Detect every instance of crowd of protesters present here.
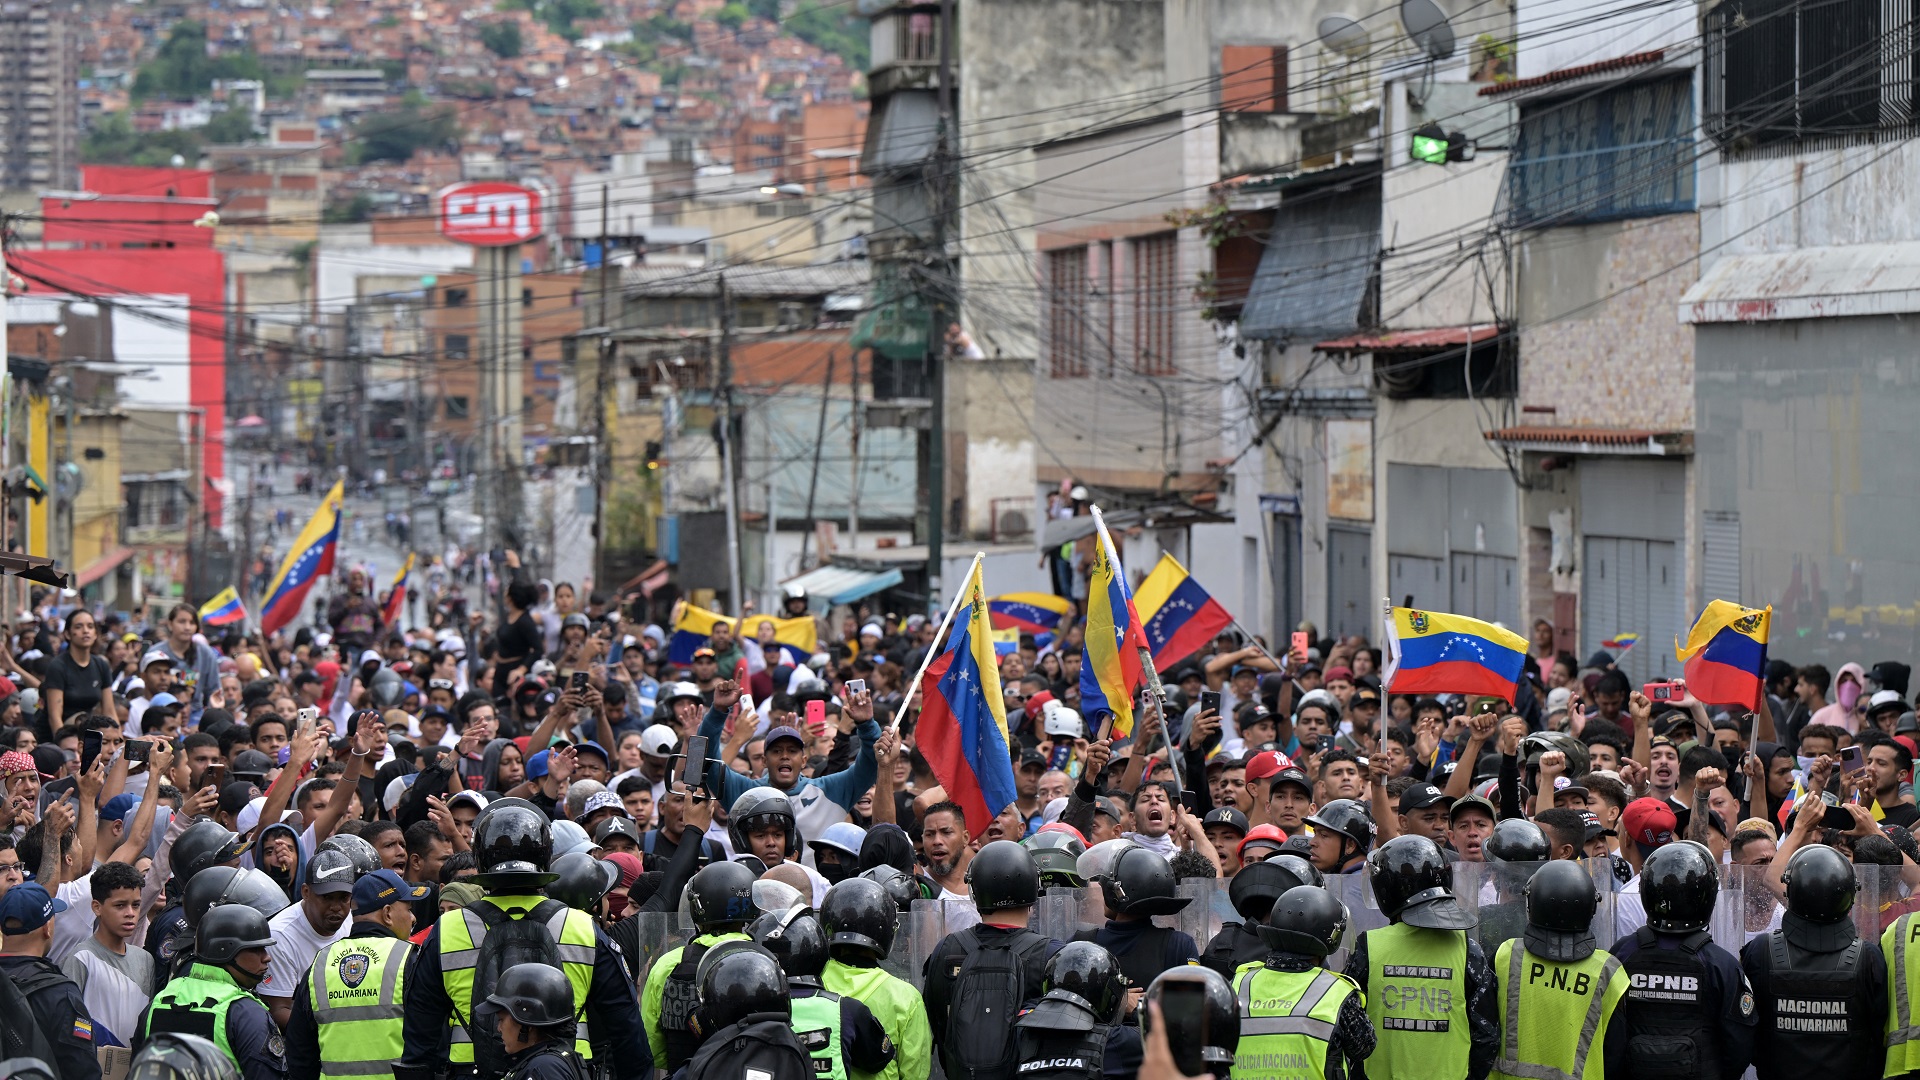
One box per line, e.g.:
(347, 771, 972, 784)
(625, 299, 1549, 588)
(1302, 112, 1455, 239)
(0, 550, 1914, 1080)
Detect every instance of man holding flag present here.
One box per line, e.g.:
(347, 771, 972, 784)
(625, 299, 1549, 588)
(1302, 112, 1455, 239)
(260, 479, 344, 641)
(916, 556, 1021, 847)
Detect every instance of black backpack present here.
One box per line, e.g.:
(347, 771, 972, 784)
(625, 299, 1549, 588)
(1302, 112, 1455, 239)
(943, 928, 1053, 1080)
(683, 1014, 813, 1080)
(0, 963, 61, 1068)
(458, 899, 579, 1076)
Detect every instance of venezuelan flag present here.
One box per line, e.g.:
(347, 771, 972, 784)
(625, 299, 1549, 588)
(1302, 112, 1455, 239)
(918, 559, 1018, 840)
(988, 592, 1073, 634)
(1385, 606, 1529, 700)
(260, 480, 343, 638)
(198, 587, 246, 628)
(1675, 600, 1770, 709)
(381, 553, 414, 628)
(1135, 553, 1235, 667)
(1079, 507, 1148, 738)
(1601, 631, 1641, 653)
(737, 612, 821, 668)
(991, 626, 1020, 657)
(672, 603, 819, 666)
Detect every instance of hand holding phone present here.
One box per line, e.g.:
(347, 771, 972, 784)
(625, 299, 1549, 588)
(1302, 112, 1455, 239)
(847, 679, 867, 696)
(681, 735, 709, 796)
(570, 671, 589, 692)
(805, 699, 828, 737)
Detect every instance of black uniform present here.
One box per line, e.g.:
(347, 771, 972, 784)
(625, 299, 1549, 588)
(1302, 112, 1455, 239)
(501, 1041, 593, 1080)
(1740, 921, 1888, 1080)
(1197, 920, 1268, 981)
(143, 904, 190, 984)
(0, 954, 103, 1080)
(922, 923, 1060, 1079)
(1611, 925, 1756, 1080)
(1071, 921, 1199, 1019)
(1013, 994, 1141, 1080)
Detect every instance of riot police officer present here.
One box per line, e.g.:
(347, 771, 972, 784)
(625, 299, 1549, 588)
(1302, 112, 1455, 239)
(137, 904, 287, 1080)
(1610, 842, 1755, 1080)
(1492, 860, 1629, 1080)
(749, 902, 896, 1080)
(1476, 818, 1550, 957)
(1074, 847, 1198, 1015)
(642, 859, 757, 1073)
(128, 1033, 241, 1080)
(481, 965, 591, 1080)
(924, 840, 1060, 1080)
(1140, 968, 1241, 1077)
(1014, 941, 1140, 1080)
(395, 799, 648, 1080)
(1344, 835, 1497, 1080)
(1303, 800, 1377, 875)
(1202, 856, 1320, 980)
(1741, 842, 1887, 1080)
(1233, 886, 1375, 1080)
(145, 820, 252, 978)
(820, 877, 931, 1080)
(684, 946, 813, 1080)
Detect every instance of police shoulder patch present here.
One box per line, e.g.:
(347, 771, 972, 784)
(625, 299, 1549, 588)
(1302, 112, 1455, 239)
(1740, 992, 1754, 1017)
(267, 1032, 287, 1060)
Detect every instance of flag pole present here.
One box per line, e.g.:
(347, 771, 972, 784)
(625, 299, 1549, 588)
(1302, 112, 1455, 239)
(894, 551, 982, 731)
(1091, 506, 1184, 792)
(1378, 597, 1396, 750)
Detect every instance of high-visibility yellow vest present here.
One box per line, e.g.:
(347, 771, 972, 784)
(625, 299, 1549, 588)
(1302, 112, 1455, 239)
(1230, 964, 1359, 1080)
(1492, 939, 1628, 1080)
(437, 896, 598, 1064)
(1362, 922, 1472, 1080)
(311, 933, 412, 1080)
(141, 963, 254, 1062)
(1882, 912, 1920, 1076)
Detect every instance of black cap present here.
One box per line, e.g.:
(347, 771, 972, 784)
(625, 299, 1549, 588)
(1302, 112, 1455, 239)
(1202, 807, 1249, 836)
(1270, 766, 1312, 794)
(1397, 783, 1454, 815)
(230, 749, 275, 780)
(218, 781, 260, 817)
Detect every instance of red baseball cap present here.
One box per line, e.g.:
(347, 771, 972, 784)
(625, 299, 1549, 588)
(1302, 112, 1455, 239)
(1245, 750, 1293, 781)
(1622, 797, 1677, 850)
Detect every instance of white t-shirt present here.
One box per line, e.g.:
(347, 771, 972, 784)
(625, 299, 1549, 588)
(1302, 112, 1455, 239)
(262, 903, 348, 1002)
(48, 871, 95, 965)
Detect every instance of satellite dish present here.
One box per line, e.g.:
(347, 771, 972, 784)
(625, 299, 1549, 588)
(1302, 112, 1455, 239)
(1399, 0, 1457, 61)
(1317, 14, 1372, 57)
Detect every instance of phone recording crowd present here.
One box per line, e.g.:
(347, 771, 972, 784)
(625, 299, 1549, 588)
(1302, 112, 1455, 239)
(1, 574, 1918, 1080)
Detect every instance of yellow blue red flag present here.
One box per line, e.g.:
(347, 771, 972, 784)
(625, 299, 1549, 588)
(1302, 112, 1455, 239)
(1080, 507, 1149, 738)
(260, 480, 342, 638)
(198, 587, 245, 627)
(1384, 606, 1529, 700)
(1134, 554, 1235, 667)
(381, 554, 414, 628)
(672, 602, 818, 666)
(1675, 601, 1770, 709)
(918, 558, 1018, 838)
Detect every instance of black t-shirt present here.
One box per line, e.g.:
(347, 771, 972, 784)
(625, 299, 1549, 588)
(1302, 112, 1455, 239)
(43, 649, 110, 718)
(1881, 802, 1920, 830)
(491, 612, 544, 695)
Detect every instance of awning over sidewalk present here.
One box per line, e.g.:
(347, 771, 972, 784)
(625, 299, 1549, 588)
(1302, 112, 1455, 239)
(1681, 242, 1920, 324)
(782, 564, 905, 606)
(74, 547, 133, 588)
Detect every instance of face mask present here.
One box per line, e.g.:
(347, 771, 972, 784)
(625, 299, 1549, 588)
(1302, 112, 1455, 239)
(1840, 680, 1862, 711)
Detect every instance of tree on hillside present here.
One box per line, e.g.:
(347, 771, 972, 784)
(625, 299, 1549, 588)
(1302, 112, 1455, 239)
(351, 104, 458, 163)
(131, 21, 269, 101)
(203, 106, 260, 144)
(479, 21, 523, 57)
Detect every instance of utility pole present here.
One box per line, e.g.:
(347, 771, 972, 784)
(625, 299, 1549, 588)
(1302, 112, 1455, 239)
(799, 349, 834, 569)
(717, 271, 743, 611)
(848, 347, 861, 554)
(923, 0, 957, 605)
(593, 184, 612, 587)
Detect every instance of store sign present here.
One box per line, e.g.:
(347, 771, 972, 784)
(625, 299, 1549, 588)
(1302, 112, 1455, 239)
(437, 182, 541, 246)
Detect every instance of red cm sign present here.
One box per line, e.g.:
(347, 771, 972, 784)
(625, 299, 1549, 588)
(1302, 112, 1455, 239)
(436, 182, 542, 246)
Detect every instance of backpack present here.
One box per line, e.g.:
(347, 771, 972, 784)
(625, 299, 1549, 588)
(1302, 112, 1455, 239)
(459, 899, 579, 1076)
(943, 929, 1052, 1080)
(0, 962, 63, 1068)
(683, 1014, 813, 1080)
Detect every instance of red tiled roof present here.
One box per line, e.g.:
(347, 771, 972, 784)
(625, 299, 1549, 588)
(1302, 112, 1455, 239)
(1478, 50, 1665, 96)
(1484, 426, 1664, 445)
(1315, 325, 1502, 351)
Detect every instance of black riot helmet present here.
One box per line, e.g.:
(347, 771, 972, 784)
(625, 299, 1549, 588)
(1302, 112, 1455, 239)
(748, 904, 830, 979)
(196, 903, 274, 967)
(1367, 835, 1476, 931)
(173, 820, 252, 884)
(183, 867, 291, 929)
(545, 851, 619, 912)
(1041, 941, 1126, 1022)
(859, 864, 920, 912)
(1100, 847, 1193, 918)
(821, 877, 899, 964)
(1023, 829, 1087, 889)
(1226, 860, 1297, 922)
(129, 1034, 241, 1080)
(1781, 843, 1857, 926)
(1142, 968, 1240, 1071)
(483, 963, 577, 1027)
(1303, 799, 1376, 862)
(1257, 885, 1349, 958)
(316, 833, 381, 878)
(687, 860, 760, 933)
(1486, 818, 1552, 864)
(728, 787, 800, 860)
(700, 945, 792, 1030)
(966, 840, 1040, 912)
(1641, 841, 1719, 933)
(470, 802, 557, 891)
(1523, 860, 1599, 962)
(1268, 853, 1324, 892)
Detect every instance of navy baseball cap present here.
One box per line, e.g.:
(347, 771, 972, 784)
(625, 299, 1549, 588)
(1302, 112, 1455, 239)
(765, 725, 807, 749)
(352, 869, 429, 916)
(0, 882, 66, 933)
(101, 794, 140, 824)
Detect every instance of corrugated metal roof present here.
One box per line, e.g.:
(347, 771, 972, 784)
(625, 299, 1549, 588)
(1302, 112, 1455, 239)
(1316, 324, 1501, 351)
(1679, 242, 1920, 324)
(782, 564, 904, 606)
(1240, 175, 1381, 343)
(1485, 426, 1691, 455)
(621, 262, 869, 298)
(1479, 50, 1666, 96)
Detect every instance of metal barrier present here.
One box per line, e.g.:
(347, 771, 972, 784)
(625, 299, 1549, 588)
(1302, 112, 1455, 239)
(613, 855, 1904, 992)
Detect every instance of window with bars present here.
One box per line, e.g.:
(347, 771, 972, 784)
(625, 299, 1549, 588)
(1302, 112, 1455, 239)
(1506, 76, 1694, 227)
(1046, 246, 1090, 378)
(1132, 232, 1179, 376)
(1705, 0, 1906, 150)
